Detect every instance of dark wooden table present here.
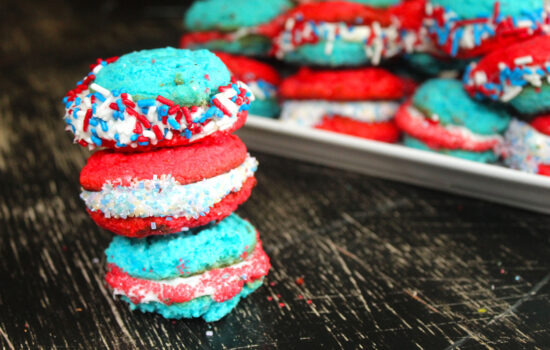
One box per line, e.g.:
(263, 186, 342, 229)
(2, 1, 550, 349)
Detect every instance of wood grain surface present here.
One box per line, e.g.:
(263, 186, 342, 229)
(1, 1, 550, 349)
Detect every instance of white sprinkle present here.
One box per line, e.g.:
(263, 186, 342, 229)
(498, 62, 507, 71)
(474, 71, 487, 85)
(89, 83, 111, 97)
(514, 56, 533, 66)
(142, 130, 156, 140)
(151, 222, 156, 230)
(206, 330, 213, 337)
(92, 258, 99, 264)
(501, 86, 523, 102)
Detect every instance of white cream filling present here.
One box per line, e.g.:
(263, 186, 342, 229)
(81, 156, 258, 219)
(280, 100, 400, 127)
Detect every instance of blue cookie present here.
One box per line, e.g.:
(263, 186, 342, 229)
(105, 214, 271, 322)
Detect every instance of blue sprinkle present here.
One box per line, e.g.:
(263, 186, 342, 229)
(138, 141, 149, 146)
(114, 133, 120, 141)
(536, 68, 546, 76)
(166, 217, 173, 221)
(116, 99, 125, 112)
(90, 134, 102, 146)
(101, 61, 107, 66)
(130, 134, 139, 142)
(65, 100, 73, 109)
(62, 96, 68, 104)
(232, 84, 240, 94)
(137, 99, 155, 108)
(112, 89, 120, 97)
(89, 117, 99, 127)
(205, 106, 217, 118)
(73, 107, 80, 119)
(100, 120, 108, 132)
(158, 105, 168, 117)
(74, 97, 81, 106)
(93, 92, 106, 102)
(167, 116, 180, 130)
(451, 27, 464, 57)
(183, 129, 192, 139)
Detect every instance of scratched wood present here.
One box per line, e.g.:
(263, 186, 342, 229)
(2, 1, 550, 349)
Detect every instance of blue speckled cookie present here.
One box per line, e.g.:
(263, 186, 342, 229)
(403, 135, 499, 163)
(105, 214, 257, 280)
(430, 0, 541, 19)
(95, 48, 230, 106)
(413, 79, 510, 135)
(105, 214, 271, 322)
(181, 0, 293, 56)
(396, 79, 511, 163)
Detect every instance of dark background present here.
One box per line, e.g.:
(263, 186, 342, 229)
(2, 1, 550, 349)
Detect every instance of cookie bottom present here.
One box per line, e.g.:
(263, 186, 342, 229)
(122, 279, 264, 322)
(404, 135, 498, 163)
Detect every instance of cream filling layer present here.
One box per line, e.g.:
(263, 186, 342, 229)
(81, 156, 258, 219)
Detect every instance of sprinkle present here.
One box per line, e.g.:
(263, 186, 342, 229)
(478, 308, 487, 313)
(167, 116, 181, 130)
(514, 55, 533, 66)
(205, 330, 213, 337)
(279, 303, 285, 308)
(307, 300, 313, 304)
(83, 109, 92, 132)
(295, 277, 304, 286)
(156, 95, 174, 107)
(151, 222, 157, 230)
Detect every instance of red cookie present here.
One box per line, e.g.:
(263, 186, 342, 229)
(214, 52, 281, 86)
(279, 67, 415, 143)
(80, 134, 258, 237)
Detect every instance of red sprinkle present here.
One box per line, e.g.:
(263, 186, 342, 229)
(205, 74, 210, 80)
(295, 277, 304, 286)
(298, 295, 303, 300)
(109, 102, 119, 111)
(212, 98, 231, 116)
(137, 136, 149, 143)
(190, 106, 198, 113)
(134, 122, 143, 134)
(168, 105, 180, 115)
(267, 296, 273, 301)
(78, 140, 88, 147)
(307, 300, 313, 304)
(182, 106, 192, 124)
(127, 108, 152, 129)
(279, 303, 285, 308)
(122, 98, 136, 108)
(156, 95, 174, 107)
(83, 109, 92, 132)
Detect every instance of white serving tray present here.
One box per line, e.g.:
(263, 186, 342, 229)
(237, 116, 550, 214)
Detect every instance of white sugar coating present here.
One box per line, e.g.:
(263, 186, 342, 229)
(280, 100, 400, 127)
(81, 156, 258, 219)
(503, 119, 550, 173)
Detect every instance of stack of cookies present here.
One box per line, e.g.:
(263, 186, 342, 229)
(63, 48, 270, 322)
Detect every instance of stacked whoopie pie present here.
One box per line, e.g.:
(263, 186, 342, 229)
(63, 48, 270, 322)
(464, 36, 550, 175)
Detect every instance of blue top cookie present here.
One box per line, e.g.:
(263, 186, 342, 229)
(430, 0, 542, 19)
(105, 214, 256, 280)
(184, 0, 293, 31)
(413, 79, 511, 135)
(94, 47, 230, 106)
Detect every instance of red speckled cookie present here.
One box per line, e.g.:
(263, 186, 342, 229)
(80, 134, 258, 237)
(214, 52, 281, 85)
(280, 67, 415, 101)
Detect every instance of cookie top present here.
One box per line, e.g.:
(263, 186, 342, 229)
(280, 67, 415, 101)
(94, 48, 229, 107)
(464, 36, 550, 106)
(287, 1, 392, 25)
(105, 214, 257, 280)
(413, 79, 511, 135)
(80, 134, 247, 191)
(184, 0, 292, 31)
(215, 52, 281, 85)
(63, 48, 254, 151)
(430, 0, 542, 19)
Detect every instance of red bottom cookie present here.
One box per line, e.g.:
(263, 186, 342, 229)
(88, 177, 257, 238)
(315, 115, 400, 143)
